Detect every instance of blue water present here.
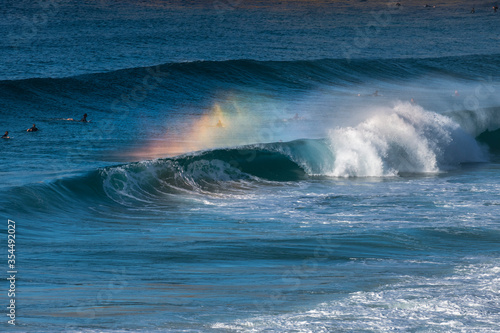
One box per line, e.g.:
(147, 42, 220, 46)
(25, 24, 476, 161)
(1, 1, 500, 332)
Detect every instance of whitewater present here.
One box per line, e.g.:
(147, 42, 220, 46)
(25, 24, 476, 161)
(1, 1, 500, 332)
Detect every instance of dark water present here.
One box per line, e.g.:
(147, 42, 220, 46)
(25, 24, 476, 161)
(1, 1, 500, 332)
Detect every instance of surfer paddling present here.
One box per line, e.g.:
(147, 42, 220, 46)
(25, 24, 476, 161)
(64, 113, 89, 122)
(27, 124, 38, 132)
(2, 131, 10, 139)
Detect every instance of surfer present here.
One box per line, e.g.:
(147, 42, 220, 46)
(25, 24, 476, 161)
(27, 124, 38, 132)
(63, 113, 88, 122)
(2, 131, 9, 139)
(216, 119, 224, 128)
(471, 7, 475, 13)
(372, 90, 379, 97)
(494, 5, 498, 12)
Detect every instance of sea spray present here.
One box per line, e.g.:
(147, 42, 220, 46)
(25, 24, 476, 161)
(326, 102, 486, 177)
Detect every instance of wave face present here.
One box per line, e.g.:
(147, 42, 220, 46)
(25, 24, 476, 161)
(99, 147, 308, 206)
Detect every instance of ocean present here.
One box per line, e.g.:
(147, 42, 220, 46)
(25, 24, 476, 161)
(1, 0, 500, 331)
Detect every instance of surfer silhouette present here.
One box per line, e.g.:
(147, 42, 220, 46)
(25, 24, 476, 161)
(27, 124, 38, 132)
(80, 113, 88, 122)
(2, 131, 9, 139)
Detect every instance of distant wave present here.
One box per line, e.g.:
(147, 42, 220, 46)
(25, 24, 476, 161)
(1, 54, 499, 114)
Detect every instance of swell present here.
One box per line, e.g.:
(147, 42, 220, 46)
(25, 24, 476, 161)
(1, 54, 499, 114)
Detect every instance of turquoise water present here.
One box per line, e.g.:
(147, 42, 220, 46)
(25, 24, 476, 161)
(1, 1, 500, 332)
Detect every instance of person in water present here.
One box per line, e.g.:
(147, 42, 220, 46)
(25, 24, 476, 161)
(27, 124, 38, 132)
(2, 131, 9, 139)
(216, 119, 223, 128)
(81, 113, 88, 122)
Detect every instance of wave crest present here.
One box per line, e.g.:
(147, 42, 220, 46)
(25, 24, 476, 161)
(326, 103, 486, 177)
